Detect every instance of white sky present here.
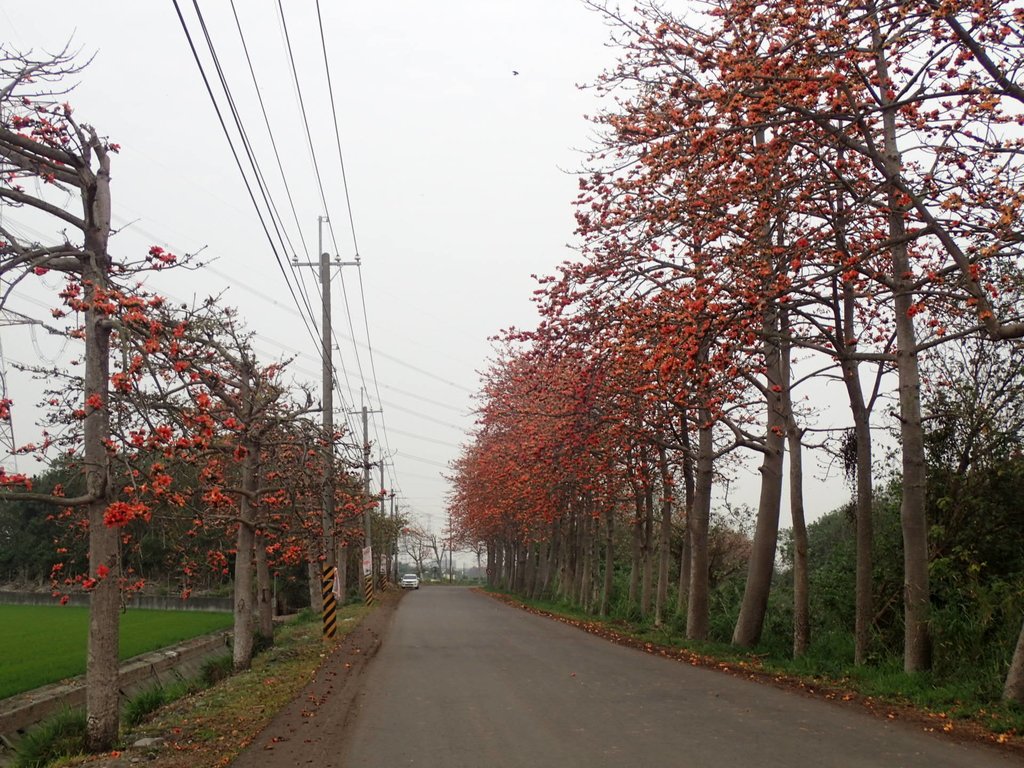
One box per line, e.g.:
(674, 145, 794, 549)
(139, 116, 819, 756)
(0, 1, 860, 544)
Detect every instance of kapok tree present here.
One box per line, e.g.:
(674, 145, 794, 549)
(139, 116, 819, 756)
(0, 46, 168, 750)
(577, 0, 1019, 670)
(680, 0, 1024, 671)
(122, 297, 316, 670)
(564, 12, 807, 645)
(258, 417, 337, 612)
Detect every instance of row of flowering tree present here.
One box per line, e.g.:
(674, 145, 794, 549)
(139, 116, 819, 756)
(0, 48, 377, 751)
(449, 0, 1024, 703)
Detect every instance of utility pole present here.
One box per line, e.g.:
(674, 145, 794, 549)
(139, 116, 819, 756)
(448, 508, 454, 583)
(378, 454, 387, 586)
(390, 491, 398, 583)
(291, 217, 358, 630)
(357, 401, 382, 604)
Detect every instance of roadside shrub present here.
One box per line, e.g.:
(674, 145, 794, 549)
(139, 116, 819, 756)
(707, 575, 745, 643)
(14, 708, 87, 768)
(930, 571, 1024, 696)
(293, 607, 318, 624)
(200, 654, 233, 686)
(122, 685, 167, 728)
(252, 631, 274, 656)
(755, 583, 796, 657)
(794, 629, 855, 677)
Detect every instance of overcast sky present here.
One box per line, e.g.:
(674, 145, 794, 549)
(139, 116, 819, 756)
(1, 1, 856, 543)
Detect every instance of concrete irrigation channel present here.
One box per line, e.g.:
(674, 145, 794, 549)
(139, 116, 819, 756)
(0, 629, 232, 765)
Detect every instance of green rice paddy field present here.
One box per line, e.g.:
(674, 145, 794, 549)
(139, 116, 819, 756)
(0, 605, 233, 700)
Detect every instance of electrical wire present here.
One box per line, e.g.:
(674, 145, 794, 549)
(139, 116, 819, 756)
(273, 0, 373, 453)
(171, 1, 373, 448)
(170, 0, 322, 357)
(74, 4, 474, 512)
(189, 0, 323, 334)
(310, 2, 409, 495)
(228, 0, 311, 262)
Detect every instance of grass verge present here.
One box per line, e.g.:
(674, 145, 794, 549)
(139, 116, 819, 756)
(19, 601, 371, 768)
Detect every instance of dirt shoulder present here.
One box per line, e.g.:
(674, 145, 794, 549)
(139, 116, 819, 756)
(66, 590, 403, 768)
(228, 590, 401, 767)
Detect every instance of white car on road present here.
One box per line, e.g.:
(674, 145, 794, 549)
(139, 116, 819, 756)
(400, 574, 420, 590)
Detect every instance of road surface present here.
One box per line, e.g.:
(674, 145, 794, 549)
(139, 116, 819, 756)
(341, 587, 1019, 767)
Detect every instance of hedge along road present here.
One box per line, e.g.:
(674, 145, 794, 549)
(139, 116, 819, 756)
(339, 588, 1020, 768)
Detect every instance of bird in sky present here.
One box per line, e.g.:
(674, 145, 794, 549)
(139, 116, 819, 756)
(513, 70, 519, 76)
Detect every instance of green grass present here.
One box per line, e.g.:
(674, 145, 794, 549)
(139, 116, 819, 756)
(12, 707, 87, 768)
(0, 605, 232, 700)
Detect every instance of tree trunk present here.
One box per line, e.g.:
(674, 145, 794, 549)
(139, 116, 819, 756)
(514, 542, 527, 593)
(687, 412, 714, 641)
(504, 541, 515, 590)
(81, 155, 117, 752)
(497, 542, 506, 588)
(840, 313, 875, 664)
(781, 309, 809, 658)
(84, 402, 117, 754)
(733, 304, 786, 648)
(255, 530, 274, 642)
(307, 558, 323, 612)
(870, 7, 931, 670)
(677, 412, 696, 617)
(831, 139, 877, 666)
(533, 539, 550, 600)
(337, 543, 349, 602)
(562, 508, 576, 601)
(545, 517, 561, 598)
(578, 514, 593, 610)
(573, 509, 588, 606)
(655, 445, 673, 627)
(894, 273, 931, 672)
(232, 438, 258, 671)
(1003, 616, 1024, 704)
(524, 541, 538, 598)
(491, 540, 502, 589)
(789, 427, 810, 657)
(601, 505, 615, 617)
(628, 486, 643, 611)
(554, 517, 568, 600)
(640, 482, 655, 619)
(677, 522, 691, 618)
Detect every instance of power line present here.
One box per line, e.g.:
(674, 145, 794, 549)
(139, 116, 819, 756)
(387, 426, 464, 450)
(187, 0, 323, 337)
(228, 0, 311, 263)
(170, 0, 321, 358)
(377, 381, 469, 414)
(274, 0, 371, 456)
(315, 0, 360, 259)
(381, 399, 468, 432)
(311, 3, 403, 496)
(395, 450, 451, 470)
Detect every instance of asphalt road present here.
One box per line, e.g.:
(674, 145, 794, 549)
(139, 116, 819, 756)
(341, 587, 1020, 767)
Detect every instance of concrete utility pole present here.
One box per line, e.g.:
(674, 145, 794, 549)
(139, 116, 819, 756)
(448, 508, 455, 583)
(357, 401, 382, 603)
(378, 455, 387, 585)
(291, 217, 359, 574)
(390, 491, 398, 583)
